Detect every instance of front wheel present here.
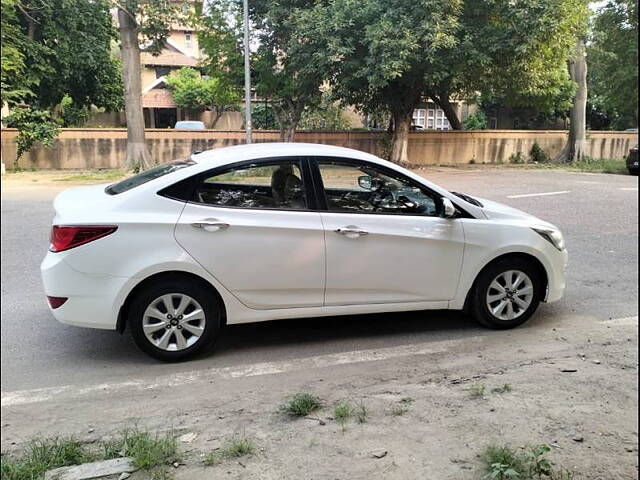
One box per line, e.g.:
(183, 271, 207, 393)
(129, 279, 222, 361)
(471, 258, 543, 329)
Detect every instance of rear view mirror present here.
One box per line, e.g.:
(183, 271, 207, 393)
(441, 198, 457, 218)
(358, 175, 372, 190)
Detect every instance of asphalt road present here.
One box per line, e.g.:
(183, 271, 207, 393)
(1, 169, 637, 393)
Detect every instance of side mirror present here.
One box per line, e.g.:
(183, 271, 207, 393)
(358, 175, 372, 190)
(441, 197, 457, 218)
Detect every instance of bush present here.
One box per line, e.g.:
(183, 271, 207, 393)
(463, 111, 488, 130)
(5, 107, 61, 166)
(530, 142, 550, 163)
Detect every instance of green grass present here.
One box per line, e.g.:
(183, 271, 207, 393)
(0, 437, 96, 480)
(491, 384, 513, 394)
(333, 402, 353, 430)
(279, 393, 322, 417)
(388, 405, 409, 416)
(53, 169, 127, 183)
(0, 430, 179, 480)
(105, 429, 178, 470)
(570, 157, 628, 174)
(467, 383, 487, 399)
(204, 436, 255, 466)
(482, 444, 575, 480)
(499, 156, 627, 174)
(354, 402, 368, 424)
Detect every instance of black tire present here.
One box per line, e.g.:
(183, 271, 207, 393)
(129, 279, 222, 361)
(470, 257, 543, 329)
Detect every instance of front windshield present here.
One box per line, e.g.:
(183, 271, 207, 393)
(105, 159, 195, 195)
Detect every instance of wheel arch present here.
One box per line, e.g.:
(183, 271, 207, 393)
(462, 252, 549, 313)
(116, 270, 227, 333)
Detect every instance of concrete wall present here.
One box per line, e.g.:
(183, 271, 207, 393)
(1, 128, 635, 170)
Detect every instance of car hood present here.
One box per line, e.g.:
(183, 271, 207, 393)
(474, 197, 559, 230)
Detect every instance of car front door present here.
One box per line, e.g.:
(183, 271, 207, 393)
(314, 158, 465, 306)
(174, 157, 325, 310)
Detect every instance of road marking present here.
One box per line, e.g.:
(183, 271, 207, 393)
(507, 191, 571, 199)
(602, 316, 638, 326)
(0, 336, 483, 407)
(620, 187, 638, 191)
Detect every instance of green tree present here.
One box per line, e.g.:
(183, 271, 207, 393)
(426, 0, 587, 130)
(296, 0, 587, 163)
(294, 0, 460, 163)
(196, 0, 245, 88)
(8, 0, 123, 112)
(299, 93, 351, 130)
(166, 67, 240, 128)
(1, 0, 123, 166)
(588, 0, 638, 130)
(1, 0, 33, 105)
(252, 0, 324, 142)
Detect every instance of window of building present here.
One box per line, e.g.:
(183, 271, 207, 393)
(155, 66, 171, 79)
(412, 109, 426, 128)
(185, 33, 193, 50)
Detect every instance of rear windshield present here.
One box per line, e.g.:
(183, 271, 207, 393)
(105, 160, 195, 195)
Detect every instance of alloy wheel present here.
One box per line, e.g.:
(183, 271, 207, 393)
(142, 293, 206, 351)
(485, 270, 534, 321)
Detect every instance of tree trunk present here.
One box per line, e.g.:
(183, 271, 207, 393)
(429, 89, 462, 130)
(437, 97, 462, 130)
(273, 101, 301, 142)
(211, 107, 224, 129)
(558, 39, 588, 163)
(118, 8, 152, 171)
(390, 110, 412, 165)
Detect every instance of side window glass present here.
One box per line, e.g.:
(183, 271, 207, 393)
(318, 160, 438, 216)
(192, 160, 307, 210)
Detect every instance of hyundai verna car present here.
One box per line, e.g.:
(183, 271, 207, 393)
(41, 143, 568, 361)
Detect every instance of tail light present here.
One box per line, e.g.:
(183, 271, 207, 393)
(50, 225, 117, 252)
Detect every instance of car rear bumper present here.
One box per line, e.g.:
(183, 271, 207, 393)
(40, 252, 127, 330)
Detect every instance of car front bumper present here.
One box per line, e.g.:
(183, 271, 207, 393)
(40, 251, 128, 330)
(544, 247, 569, 303)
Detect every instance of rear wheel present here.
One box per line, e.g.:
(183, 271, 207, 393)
(129, 280, 222, 361)
(471, 258, 542, 329)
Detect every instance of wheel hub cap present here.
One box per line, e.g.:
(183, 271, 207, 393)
(485, 270, 534, 321)
(142, 293, 206, 351)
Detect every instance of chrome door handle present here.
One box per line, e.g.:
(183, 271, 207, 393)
(191, 221, 229, 231)
(335, 227, 368, 236)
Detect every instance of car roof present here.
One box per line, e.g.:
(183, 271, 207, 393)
(191, 142, 382, 165)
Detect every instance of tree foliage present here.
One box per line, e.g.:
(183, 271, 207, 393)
(1, 0, 124, 164)
(251, 0, 325, 141)
(1, 0, 33, 105)
(294, 0, 588, 162)
(196, 0, 245, 88)
(5, 107, 60, 166)
(166, 67, 240, 127)
(3, 0, 123, 111)
(587, 0, 638, 129)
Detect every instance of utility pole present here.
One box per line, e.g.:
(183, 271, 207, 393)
(243, 0, 252, 144)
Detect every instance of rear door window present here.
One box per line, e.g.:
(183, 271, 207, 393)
(105, 160, 195, 195)
(192, 159, 308, 210)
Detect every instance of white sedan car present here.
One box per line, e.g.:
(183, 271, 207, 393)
(41, 143, 568, 361)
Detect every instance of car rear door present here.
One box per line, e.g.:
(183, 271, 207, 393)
(174, 157, 325, 310)
(313, 157, 465, 306)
